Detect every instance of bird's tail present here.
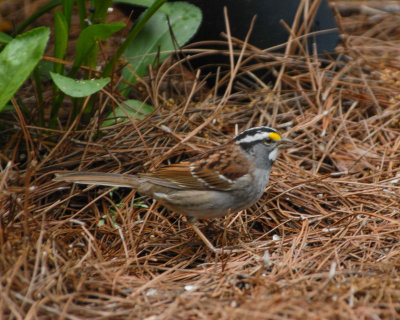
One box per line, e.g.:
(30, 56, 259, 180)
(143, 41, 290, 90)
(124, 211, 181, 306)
(54, 171, 140, 189)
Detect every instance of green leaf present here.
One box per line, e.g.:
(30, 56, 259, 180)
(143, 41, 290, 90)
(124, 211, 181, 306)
(62, 0, 75, 28)
(77, 0, 88, 30)
(97, 219, 105, 227)
(121, 1, 201, 89)
(73, 22, 125, 72)
(103, 0, 167, 76)
(0, 27, 50, 111)
(115, 0, 160, 8)
(0, 104, 14, 112)
(54, 11, 68, 74)
(0, 32, 13, 44)
(92, 0, 113, 23)
(50, 72, 110, 97)
(103, 99, 154, 126)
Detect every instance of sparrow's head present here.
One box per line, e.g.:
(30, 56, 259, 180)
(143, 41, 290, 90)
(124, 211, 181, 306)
(235, 126, 292, 167)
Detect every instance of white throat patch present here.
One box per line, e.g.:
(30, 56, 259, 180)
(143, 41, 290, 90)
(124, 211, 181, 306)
(268, 148, 279, 161)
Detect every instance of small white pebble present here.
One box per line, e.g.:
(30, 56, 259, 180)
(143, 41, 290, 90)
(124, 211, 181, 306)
(146, 288, 158, 296)
(160, 125, 172, 133)
(69, 219, 85, 226)
(328, 262, 337, 280)
(348, 286, 355, 307)
(263, 251, 272, 267)
(322, 227, 339, 233)
(272, 234, 281, 241)
(389, 173, 400, 184)
(383, 189, 396, 195)
(184, 285, 198, 292)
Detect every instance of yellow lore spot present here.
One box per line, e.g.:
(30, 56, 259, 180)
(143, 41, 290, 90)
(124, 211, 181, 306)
(268, 132, 282, 141)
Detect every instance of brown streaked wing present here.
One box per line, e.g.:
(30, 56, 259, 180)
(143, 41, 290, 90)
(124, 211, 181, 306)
(143, 143, 252, 191)
(145, 162, 208, 190)
(188, 143, 253, 190)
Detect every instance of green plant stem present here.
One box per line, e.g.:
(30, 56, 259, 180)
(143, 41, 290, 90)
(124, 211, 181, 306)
(32, 67, 45, 126)
(49, 92, 65, 128)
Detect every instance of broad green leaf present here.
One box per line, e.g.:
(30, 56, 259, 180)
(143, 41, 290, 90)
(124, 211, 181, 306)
(0, 32, 13, 44)
(121, 1, 201, 90)
(0, 27, 50, 111)
(103, 0, 167, 76)
(103, 99, 154, 126)
(50, 72, 110, 97)
(73, 22, 125, 72)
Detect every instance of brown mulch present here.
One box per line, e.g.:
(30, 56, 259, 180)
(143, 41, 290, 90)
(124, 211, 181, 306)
(1, 1, 400, 319)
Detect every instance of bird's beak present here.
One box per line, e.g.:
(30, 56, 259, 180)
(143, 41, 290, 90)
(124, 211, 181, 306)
(278, 137, 295, 148)
(281, 137, 294, 143)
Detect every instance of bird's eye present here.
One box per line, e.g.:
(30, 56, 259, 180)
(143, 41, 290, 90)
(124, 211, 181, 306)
(264, 137, 272, 144)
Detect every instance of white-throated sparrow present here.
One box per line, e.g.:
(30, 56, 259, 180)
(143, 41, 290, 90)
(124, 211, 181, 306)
(55, 126, 292, 252)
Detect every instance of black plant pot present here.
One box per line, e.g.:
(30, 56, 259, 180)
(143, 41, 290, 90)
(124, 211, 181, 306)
(186, 0, 338, 52)
(116, 0, 339, 86)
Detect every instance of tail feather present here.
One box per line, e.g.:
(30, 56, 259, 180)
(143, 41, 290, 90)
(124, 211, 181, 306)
(54, 172, 139, 189)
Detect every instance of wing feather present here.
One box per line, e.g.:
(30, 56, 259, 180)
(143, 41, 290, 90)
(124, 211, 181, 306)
(142, 143, 253, 191)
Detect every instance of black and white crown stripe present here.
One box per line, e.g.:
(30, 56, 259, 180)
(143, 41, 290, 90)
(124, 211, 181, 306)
(234, 126, 278, 144)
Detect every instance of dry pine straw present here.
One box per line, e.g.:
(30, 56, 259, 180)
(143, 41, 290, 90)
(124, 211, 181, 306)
(1, 2, 400, 319)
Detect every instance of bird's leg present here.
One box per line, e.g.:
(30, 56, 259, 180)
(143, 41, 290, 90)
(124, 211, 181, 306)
(186, 217, 239, 254)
